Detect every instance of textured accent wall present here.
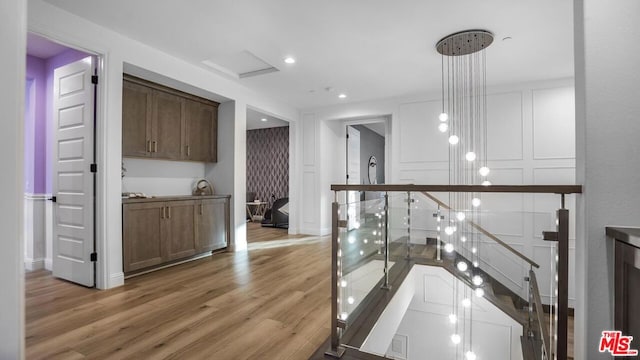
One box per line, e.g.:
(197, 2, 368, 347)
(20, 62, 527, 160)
(246, 126, 289, 207)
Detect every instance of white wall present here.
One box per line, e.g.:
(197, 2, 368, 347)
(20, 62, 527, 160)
(206, 101, 247, 251)
(302, 79, 576, 306)
(122, 158, 205, 196)
(0, 0, 26, 358)
(361, 266, 522, 360)
(28, 0, 299, 289)
(574, 1, 640, 358)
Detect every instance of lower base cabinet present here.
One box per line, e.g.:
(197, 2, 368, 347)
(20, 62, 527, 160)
(123, 202, 165, 272)
(123, 196, 229, 274)
(197, 198, 229, 252)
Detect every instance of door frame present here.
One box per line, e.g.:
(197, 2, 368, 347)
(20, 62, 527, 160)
(342, 116, 390, 186)
(28, 30, 110, 289)
(244, 105, 298, 235)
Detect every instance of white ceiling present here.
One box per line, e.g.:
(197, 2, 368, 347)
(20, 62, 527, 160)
(246, 108, 289, 130)
(42, 0, 574, 109)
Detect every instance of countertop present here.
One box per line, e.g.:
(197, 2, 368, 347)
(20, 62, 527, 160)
(606, 226, 640, 249)
(122, 194, 231, 204)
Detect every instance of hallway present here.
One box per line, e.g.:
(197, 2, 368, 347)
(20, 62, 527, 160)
(25, 235, 331, 359)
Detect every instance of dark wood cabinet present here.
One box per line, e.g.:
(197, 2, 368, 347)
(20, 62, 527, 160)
(165, 200, 198, 261)
(185, 99, 217, 162)
(122, 75, 218, 162)
(152, 90, 184, 160)
(122, 80, 153, 157)
(123, 196, 229, 275)
(196, 198, 229, 252)
(609, 227, 640, 344)
(123, 202, 165, 272)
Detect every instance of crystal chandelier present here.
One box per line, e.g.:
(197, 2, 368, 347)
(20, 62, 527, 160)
(436, 29, 494, 360)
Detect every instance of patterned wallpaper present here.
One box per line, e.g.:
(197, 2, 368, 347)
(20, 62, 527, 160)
(246, 126, 289, 207)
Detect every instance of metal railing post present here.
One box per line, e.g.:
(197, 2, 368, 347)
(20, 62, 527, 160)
(325, 200, 345, 358)
(526, 266, 534, 338)
(556, 208, 569, 360)
(436, 205, 442, 261)
(406, 191, 411, 260)
(381, 192, 391, 290)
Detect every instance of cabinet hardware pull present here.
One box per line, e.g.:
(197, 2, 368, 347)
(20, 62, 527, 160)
(153, 140, 158, 152)
(147, 140, 151, 153)
(187, 145, 191, 157)
(167, 206, 171, 218)
(161, 206, 165, 219)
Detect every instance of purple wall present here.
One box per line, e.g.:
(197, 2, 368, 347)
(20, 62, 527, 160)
(246, 126, 289, 208)
(25, 55, 47, 194)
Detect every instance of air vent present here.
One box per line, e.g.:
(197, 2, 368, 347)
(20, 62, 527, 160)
(202, 50, 279, 79)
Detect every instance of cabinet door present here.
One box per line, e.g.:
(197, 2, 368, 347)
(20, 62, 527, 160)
(185, 100, 217, 162)
(165, 200, 198, 260)
(197, 198, 228, 252)
(123, 202, 165, 272)
(152, 90, 184, 160)
(122, 80, 152, 157)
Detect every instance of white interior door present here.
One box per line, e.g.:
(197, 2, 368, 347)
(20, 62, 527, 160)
(52, 56, 96, 287)
(347, 126, 361, 230)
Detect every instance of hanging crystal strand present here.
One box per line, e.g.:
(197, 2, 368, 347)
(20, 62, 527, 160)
(436, 30, 492, 360)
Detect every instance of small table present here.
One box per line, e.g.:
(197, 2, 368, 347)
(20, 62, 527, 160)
(246, 201, 268, 222)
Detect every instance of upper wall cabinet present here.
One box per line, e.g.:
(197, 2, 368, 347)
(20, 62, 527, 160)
(122, 80, 153, 157)
(122, 75, 219, 162)
(184, 99, 217, 162)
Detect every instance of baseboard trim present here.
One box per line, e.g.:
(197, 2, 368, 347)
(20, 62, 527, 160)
(24, 258, 45, 271)
(108, 272, 125, 288)
(44, 258, 52, 271)
(299, 227, 320, 236)
(124, 252, 220, 280)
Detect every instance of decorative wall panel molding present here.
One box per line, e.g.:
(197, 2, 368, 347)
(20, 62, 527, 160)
(532, 87, 575, 160)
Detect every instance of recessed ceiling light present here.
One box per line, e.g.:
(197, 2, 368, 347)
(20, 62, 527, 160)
(261, 118, 267, 122)
(284, 56, 296, 64)
(338, 93, 347, 99)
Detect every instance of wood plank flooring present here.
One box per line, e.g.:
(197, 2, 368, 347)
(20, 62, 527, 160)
(246, 221, 309, 243)
(26, 229, 331, 360)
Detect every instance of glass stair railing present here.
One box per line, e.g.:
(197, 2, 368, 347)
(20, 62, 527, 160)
(326, 184, 580, 360)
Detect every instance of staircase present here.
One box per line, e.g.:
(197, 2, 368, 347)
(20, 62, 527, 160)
(335, 237, 550, 359)
(325, 184, 580, 360)
(388, 238, 529, 325)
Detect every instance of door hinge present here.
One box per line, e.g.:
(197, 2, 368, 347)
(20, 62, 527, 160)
(346, 174, 349, 179)
(90, 163, 97, 173)
(91, 75, 98, 85)
(49, 196, 57, 203)
(346, 134, 349, 139)
(90, 252, 97, 262)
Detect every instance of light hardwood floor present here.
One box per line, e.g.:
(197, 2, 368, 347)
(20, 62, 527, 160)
(246, 221, 309, 243)
(26, 229, 331, 359)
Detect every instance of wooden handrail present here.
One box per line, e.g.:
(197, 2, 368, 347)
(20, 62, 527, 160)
(330, 184, 582, 194)
(419, 191, 540, 268)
